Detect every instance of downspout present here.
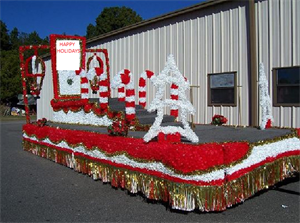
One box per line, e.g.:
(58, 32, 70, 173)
(249, 0, 258, 126)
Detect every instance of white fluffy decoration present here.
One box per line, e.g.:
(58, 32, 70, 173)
(226, 137, 300, 175)
(259, 63, 273, 130)
(111, 70, 123, 89)
(143, 54, 199, 143)
(53, 110, 112, 126)
(58, 70, 81, 95)
(31, 55, 37, 74)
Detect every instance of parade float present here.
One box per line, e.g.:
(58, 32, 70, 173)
(20, 35, 300, 212)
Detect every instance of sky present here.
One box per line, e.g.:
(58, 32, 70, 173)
(0, 0, 203, 39)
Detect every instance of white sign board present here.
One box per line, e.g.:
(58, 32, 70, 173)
(56, 40, 81, 70)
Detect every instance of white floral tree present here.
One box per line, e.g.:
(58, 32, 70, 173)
(259, 62, 273, 130)
(143, 54, 199, 143)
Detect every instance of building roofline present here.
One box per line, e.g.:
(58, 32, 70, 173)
(86, 0, 229, 44)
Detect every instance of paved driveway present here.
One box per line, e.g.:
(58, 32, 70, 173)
(1, 121, 299, 222)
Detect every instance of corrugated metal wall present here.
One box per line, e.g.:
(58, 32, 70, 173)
(37, 59, 53, 120)
(88, 0, 250, 125)
(38, 0, 299, 128)
(256, 0, 300, 128)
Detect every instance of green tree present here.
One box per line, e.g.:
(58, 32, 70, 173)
(10, 27, 20, 50)
(0, 20, 11, 51)
(86, 6, 143, 39)
(0, 21, 49, 104)
(86, 23, 97, 39)
(0, 50, 21, 102)
(25, 31, 43, 45)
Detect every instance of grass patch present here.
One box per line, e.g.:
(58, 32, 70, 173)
(0, 115, 37, 122)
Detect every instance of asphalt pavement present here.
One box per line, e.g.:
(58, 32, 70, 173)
(1, 120, 299, 222)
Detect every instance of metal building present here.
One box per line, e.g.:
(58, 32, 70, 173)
(38, 0, 300, 128)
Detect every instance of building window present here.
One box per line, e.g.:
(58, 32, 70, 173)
(208, 72, 236, 106)
(273, 66, 300, 106)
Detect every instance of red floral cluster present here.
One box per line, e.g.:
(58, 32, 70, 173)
(265, 119, 272, 129)
(36, 118, 47, 127)
(23, 124, 251, 174)
(158, 132, 181, 143)
(107, 119, 128, 136)
(30, 84, 40, 97)
(211, 115, 228, 125)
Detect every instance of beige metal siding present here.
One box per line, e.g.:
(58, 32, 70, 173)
(37, 59, 54, 121)
(256, 0, 300, 128)
(88, 1, 250, 125)
(38, 0, 299, 128)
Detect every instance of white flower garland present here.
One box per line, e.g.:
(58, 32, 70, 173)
(53, 110, 112, 126)
(226, 137, 300, 175)
(23, 133, 300, 183)
(31, 55, 37, 74)
(259, 63, 273, 130)
(144, 54, 199, 143)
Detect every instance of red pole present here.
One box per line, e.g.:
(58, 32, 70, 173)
(19, 46, 30, 123)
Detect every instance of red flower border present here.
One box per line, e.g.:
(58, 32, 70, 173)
(50, 34, 86, 100)
(19, 45, 50, 123)
(23, 123, 250, 174)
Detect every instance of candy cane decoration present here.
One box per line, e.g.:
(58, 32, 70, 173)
(139, 70, 185, 118)
(85, 55, 109, 110)
(170, 77, 187, 118)
(111, 69, 136, 120)
(138, 70, 154, 108)
(78, 68, 89, 99)
(97, 67, 109, 110)
(118, 85, 125, 102)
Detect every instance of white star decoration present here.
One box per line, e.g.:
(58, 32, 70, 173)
(143, 54, 199, 143)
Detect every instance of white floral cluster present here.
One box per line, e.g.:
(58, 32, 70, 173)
(259, 63, 273, 130)
(226, 137, 300, 175)
(58, 70, 81, 95)
(111, 70, 123, 89)
(53, 110, 112, 126)
(143, 54, 199, 143)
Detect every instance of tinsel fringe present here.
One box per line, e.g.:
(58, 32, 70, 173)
(23, 140, 299, 212)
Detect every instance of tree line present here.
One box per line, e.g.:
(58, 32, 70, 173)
(0, 6, 142, 104)
(0, 21, 49, 104)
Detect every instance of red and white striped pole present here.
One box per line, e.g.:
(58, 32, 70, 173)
(112, 69, 136, 120)
(96, 68, 109, 111)
(118, 86, 125, 102)
(76, 68, 89, 99)
(170, 77, 187, 118)
(138, 70, 154, 108)
(121, 69, 135, 120)
(170, 83, 179, 117)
